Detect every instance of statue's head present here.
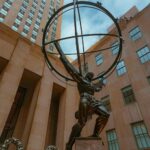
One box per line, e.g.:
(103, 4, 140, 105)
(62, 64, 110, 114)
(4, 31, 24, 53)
(85, 72, 94, 81)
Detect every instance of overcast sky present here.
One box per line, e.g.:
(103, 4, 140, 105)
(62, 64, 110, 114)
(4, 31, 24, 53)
(60, 0, 149, 59)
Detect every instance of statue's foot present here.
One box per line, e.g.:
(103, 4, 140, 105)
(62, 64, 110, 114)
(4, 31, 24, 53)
(66, 144, 72, 150)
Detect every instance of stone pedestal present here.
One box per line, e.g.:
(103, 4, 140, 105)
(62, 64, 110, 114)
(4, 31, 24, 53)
(75, 137, 104, 150)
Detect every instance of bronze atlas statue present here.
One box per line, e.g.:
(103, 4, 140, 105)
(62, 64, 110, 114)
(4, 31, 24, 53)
(42, 0, 122, 150)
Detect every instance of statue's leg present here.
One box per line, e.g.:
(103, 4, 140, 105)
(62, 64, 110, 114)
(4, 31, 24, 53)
(93, 115, 108, 137)
(92, 105, 110, 137)
(66, 96, 89, 150)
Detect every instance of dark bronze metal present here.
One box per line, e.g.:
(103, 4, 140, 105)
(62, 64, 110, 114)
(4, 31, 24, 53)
(42, 1, 122, 150)
(54, 42, 109, 150)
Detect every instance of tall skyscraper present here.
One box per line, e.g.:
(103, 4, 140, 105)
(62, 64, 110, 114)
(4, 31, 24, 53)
(0, 0, 63, 48)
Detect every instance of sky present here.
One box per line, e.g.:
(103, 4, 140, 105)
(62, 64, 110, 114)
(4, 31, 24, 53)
(59, 0, 150, 60)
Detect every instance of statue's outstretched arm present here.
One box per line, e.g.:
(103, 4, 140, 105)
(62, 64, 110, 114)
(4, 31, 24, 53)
(54, 42, 83, 83)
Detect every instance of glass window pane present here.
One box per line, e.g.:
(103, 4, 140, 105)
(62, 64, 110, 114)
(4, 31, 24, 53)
(129, 26, 142, 41)
(137, 46, 150, 64)
(132, 122, 150, 149)
(107, 130, 120, 150)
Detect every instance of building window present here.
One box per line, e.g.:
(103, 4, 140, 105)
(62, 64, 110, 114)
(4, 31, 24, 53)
(95, 53, 103, 65)
(101, 96, 111, 112)
(137, 46, 150, 64)
(98, 72, 107, 84)
(111, 41, 119, 55)
(107, 129, 120, 150)
(129, 26, 142, 41)
(147, 76, 150, 84)
(116, 60, 126, 76)
(12, 22, 19, 31)
(19, 9, 25, 15)
(121, 85, 136, 104)
(50, 0, 54, 6)
(51, 32, 56, 40)
(49, 45, 54, 51)
(132, 122, 150, 149)
(16, 15, 23, 21)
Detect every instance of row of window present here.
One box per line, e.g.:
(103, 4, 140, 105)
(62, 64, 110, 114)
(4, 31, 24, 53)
(12, 0, 29, 31)
(1, 0, 59, 44)
(107, 122, 150, 150)
(0, 0, 14, 22)
(30, 0, 46, 42)
(101, 79, 150, 112)
(110, 26, 142, 55)
(95, 26, 148, 66)
(21, 1, 38, 37)
(46, 1, 59, 52)
(95, 45, 150, 76)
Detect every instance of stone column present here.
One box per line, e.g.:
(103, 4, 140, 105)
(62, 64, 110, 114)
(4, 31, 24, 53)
(75, 137, 104, 150)
(0, 39, 30, 134)
(26, 66, 53, 150)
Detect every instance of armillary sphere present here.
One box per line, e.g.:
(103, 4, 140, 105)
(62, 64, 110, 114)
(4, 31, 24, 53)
(42, 0, 123, 82)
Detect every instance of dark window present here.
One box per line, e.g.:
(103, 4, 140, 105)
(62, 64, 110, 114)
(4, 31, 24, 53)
(37, 15, 42, 20)
(35, 21, 40, 26)
(42, 0, 46, 5)
(121, 85, 136, 104)
(132, 122, 150, 149)
(2, 5, 9, 12)
(111, 41, 119, 55)
(13, 22, 19, 28)
(129, 26, 142, 41)
(116, 60, 126, 76)
(19, 9, 25, 14)
(137, 46, 150, 64)
(33, 27, 38, 32)
(28, 15, 33, 20)
(101, 96, 111, 112)
(0, 14, 5, 20)
(30, 9, 35, 14)
(25, 21, 30, 27)
(16, 15, 23, 21)
(33, 0, 38, 3)
(95, 53, 103, 65)
(31, 34, 37, 39)
(107, 129, 120, 150)
(52, 26, 57, 31)
(6, 0, 12, 5)
(32, 4, 36, 9)
(40, 5, 45, 9)
(50, 0, 54, 6)
(39, 9, 43, 14)
(23, 28, 29, 34)
(22, 3, 27, 9)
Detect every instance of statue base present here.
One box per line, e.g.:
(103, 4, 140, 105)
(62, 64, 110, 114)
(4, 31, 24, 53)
(75, 137, 104, 150)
